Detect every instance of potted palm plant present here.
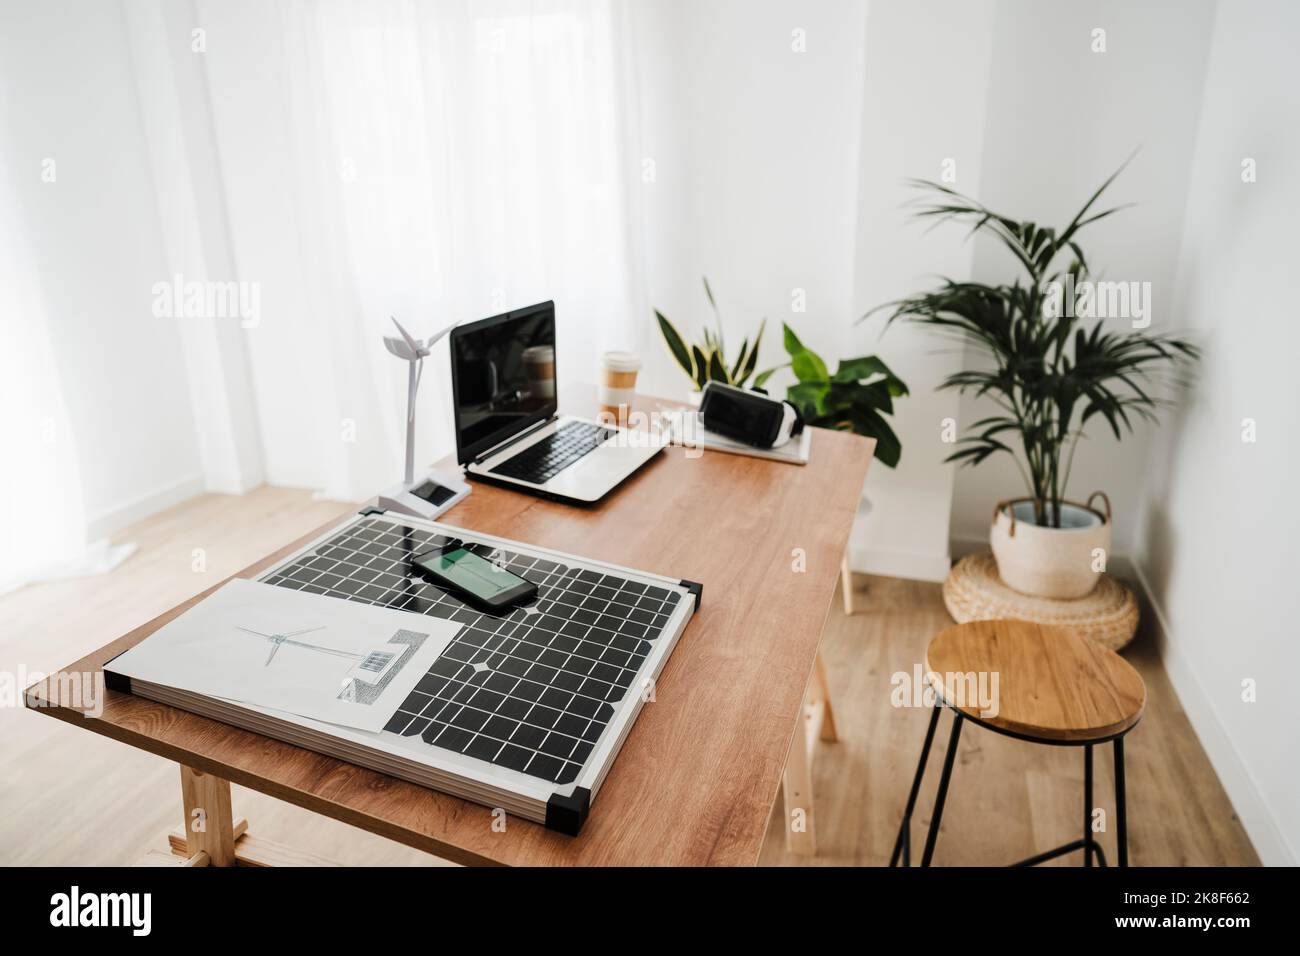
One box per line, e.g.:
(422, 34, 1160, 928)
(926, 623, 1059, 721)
(864, 164, 1198, 598)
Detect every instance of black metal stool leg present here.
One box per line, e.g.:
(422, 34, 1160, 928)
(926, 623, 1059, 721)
(1010, 742, 1109, 868)
(1084, 744, 1094, 867)
(889, 703, 942, 867)
(1114, 736, 1128, 867)
(920, 712, 963, 867)
(893, 708, 1131, 868)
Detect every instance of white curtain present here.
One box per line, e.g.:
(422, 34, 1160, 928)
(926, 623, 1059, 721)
(0, 139, 134, 595)
(199, 0, 644, 502)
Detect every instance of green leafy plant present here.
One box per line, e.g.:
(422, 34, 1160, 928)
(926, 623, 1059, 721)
(755, 324, 908, 468)
(655, 277, 765, 389)
(862, 162, 1199, 526)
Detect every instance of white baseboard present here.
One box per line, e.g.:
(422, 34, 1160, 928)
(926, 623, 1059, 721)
(847, 543, 951, 583)
(949, 534, 987, 561)
(1129, 560, 1294, 866)
(85, 474, 204, 541)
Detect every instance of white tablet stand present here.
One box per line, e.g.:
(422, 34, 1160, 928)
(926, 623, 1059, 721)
(372, 317, 471, 521)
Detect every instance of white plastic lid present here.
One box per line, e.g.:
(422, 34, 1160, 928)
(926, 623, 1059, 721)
(602, 350, 641, 372)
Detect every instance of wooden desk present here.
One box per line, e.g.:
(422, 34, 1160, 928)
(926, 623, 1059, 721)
(25, 394, 874, 866)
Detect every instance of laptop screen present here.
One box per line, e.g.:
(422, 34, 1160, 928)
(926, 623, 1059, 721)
(449, 301, 557, 464)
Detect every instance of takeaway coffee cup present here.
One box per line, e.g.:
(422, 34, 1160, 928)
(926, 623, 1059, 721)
(599, 351, 641, 423)
(522, 345, 555, 400)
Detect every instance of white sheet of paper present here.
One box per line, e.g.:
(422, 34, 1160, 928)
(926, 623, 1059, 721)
(107, 578, 459, 732)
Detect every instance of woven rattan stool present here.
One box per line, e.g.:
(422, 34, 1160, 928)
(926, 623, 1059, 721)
(891, 619, 1147, 867)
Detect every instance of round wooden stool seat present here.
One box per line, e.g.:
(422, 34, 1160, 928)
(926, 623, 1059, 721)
(925, 619, 1146, 743)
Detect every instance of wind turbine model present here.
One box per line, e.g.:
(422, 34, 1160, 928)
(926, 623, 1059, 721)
(371, 316, 471, 521)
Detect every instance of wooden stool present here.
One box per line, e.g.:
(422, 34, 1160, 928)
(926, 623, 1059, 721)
(891, 619, 1146, 867)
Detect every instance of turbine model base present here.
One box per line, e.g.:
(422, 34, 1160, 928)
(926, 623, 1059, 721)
(372, 469, 471, 523)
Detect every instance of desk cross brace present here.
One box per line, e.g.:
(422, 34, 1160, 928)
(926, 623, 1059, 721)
(134, 766, 342, 867)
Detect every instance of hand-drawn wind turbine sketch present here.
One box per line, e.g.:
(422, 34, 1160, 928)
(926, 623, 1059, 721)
(232, 624, 362, 667)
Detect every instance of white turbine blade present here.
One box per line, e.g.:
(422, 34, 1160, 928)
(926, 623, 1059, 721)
(390, 316, 422, 356)
(422, 318, 459, 349)
(383, 336, 413, 360)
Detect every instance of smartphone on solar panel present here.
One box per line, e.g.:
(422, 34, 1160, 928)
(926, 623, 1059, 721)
(413, 545, 538, 611)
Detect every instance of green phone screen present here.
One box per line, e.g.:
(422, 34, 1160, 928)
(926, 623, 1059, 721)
(416, 548, 523, 599)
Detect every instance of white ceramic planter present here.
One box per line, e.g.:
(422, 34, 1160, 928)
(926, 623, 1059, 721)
(990, 494, 1111, 599)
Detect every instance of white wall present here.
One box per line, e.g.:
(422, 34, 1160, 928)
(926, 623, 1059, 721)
(953, 0, 1216, 556)
(847, 0, 996, 582)
(1133, 0, 1300, 866)
(628, 0, 868, 400)
(0, 0, 203, 535)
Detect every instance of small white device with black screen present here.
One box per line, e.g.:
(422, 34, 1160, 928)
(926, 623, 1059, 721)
(374, 316, 472, 520)
(450, 301, 666, 505)
(375, 471, 471, 522)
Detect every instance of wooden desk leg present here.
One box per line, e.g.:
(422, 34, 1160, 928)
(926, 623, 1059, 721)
(179, 765, 237, 866)
(783, 721, 816, 856)
(840, 553, 857, 616)
(782, 650, 839, 856)
(154, 767, 342, 867)
(814, 652, 838, 743)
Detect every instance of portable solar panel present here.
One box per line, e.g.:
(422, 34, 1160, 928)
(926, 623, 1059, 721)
(212, 509, 700, 834)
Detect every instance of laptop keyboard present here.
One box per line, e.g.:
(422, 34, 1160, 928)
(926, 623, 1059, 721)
(491, 421, 614, 485)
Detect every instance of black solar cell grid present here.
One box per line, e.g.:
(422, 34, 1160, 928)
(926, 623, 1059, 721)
(261, 516, 682, 786)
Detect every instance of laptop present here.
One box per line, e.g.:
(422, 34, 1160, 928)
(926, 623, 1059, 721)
(450, 301, 665, 504)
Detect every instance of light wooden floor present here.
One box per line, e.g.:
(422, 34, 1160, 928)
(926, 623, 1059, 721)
(1, 487, 1259, 866)
(758, 576, 1261, 866)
